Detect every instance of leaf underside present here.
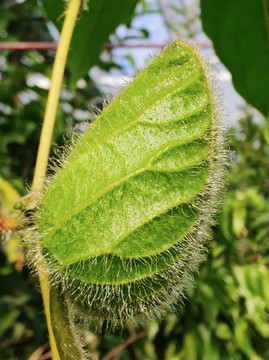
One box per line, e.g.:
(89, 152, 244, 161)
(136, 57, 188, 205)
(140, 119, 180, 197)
(36, 41, 222, 328)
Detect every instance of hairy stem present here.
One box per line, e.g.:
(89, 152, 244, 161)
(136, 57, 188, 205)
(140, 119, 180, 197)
(32, 0, 82, 358)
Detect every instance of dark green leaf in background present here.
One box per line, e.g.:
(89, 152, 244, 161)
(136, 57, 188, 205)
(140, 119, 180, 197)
(201, 0, 269, 117)
(42, 0, 138, 85)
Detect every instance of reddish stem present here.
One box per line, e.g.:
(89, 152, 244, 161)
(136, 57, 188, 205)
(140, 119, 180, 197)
(0, 42, 58, 50)
(0, 41, 212, 51)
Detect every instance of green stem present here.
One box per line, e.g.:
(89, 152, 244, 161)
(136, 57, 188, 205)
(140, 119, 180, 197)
(32, 0, 82, 358)
(32, 0, 81, 190)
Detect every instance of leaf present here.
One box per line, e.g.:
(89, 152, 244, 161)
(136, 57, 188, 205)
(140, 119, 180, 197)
(0, 176, 22, 264)
(0, 308, 20, 337)
(234, 319, 254, 357)
(0, 176, 20, 214)
(42, 0, 137, 85)
(201, 0, 269, 117)
(265, 117, 269, 144)
(183, 332, 197, 360)
(36, 41, 225, 329)
(215, 323, 232, 340)
(197, 324, 219, 360)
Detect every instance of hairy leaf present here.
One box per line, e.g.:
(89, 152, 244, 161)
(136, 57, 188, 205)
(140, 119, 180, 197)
(36, 41, 225, 329)
(42, 0, 137, 85)
(201, 0, 269, 117)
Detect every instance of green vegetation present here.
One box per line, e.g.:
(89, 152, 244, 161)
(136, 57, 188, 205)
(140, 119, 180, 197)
(36, 41, 224, 330)
(0, 0, 268, 359)
(201, 0, 269, 117)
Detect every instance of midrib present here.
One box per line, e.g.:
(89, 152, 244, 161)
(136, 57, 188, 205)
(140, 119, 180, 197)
(45, 68, 203, 196)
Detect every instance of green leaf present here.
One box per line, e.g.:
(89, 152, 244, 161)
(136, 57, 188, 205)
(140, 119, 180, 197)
(36, 41, 225, 329)
(215, 323, 232, 340)
(201, 0, 269, 117)
(42, 0, 137, 85)
(265, 117, 269, 144)
(234, 319, 253, 357)
(0, 176, 22, 264)
(0, 308, 20, 337)
(0, 176, 20, 214)
(183, 332, 197, 360)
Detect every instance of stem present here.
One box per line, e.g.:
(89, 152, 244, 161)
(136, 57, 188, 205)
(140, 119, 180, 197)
(0, 41, 213, 50)
(32, 0, 81, 190)
(32, 0, 82, 359)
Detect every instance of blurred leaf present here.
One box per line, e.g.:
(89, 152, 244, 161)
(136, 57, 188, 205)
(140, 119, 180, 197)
(198, 283, 219, 327)
(234, 319, 253, 357)
(251, 213, 269, 228)
(0, 9, 15, 31)
(201, 0, 269, 117)
(183, 332, 197, 360)
(163, 314, 178, 337)
(232, 203, 246, 237)
(198, 324, 219, 360)
(215, 323, 232, 340)
(265, 118, 269, 144)
(0, 177, 23, 264)
(140, 28, 150, 38)
(0, 308, 20, 337)
(42, 0, 138, 85)
(164, 340, 180, 360)
(0, 176, 20, 214)
(244, 265, 264, 297)
(4, 235, 23, 265)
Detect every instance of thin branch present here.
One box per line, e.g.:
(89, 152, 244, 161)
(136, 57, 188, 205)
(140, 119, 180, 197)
(108, 42, 213, 49)
(28, 342, 50, 360)
(39, 351, 52, 360)
(105, 43, 166, 49)
(102, 331, 147, 360)
(0, 41, 212, 51)
(0, 42, 58, 50)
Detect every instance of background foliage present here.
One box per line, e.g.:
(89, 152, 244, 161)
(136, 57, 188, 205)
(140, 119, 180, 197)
(0, 0, 268, 359)
(201, 0, 269, 118)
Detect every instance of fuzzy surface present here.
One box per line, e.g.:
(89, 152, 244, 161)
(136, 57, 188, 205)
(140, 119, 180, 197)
(35, 40, 226, 329)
